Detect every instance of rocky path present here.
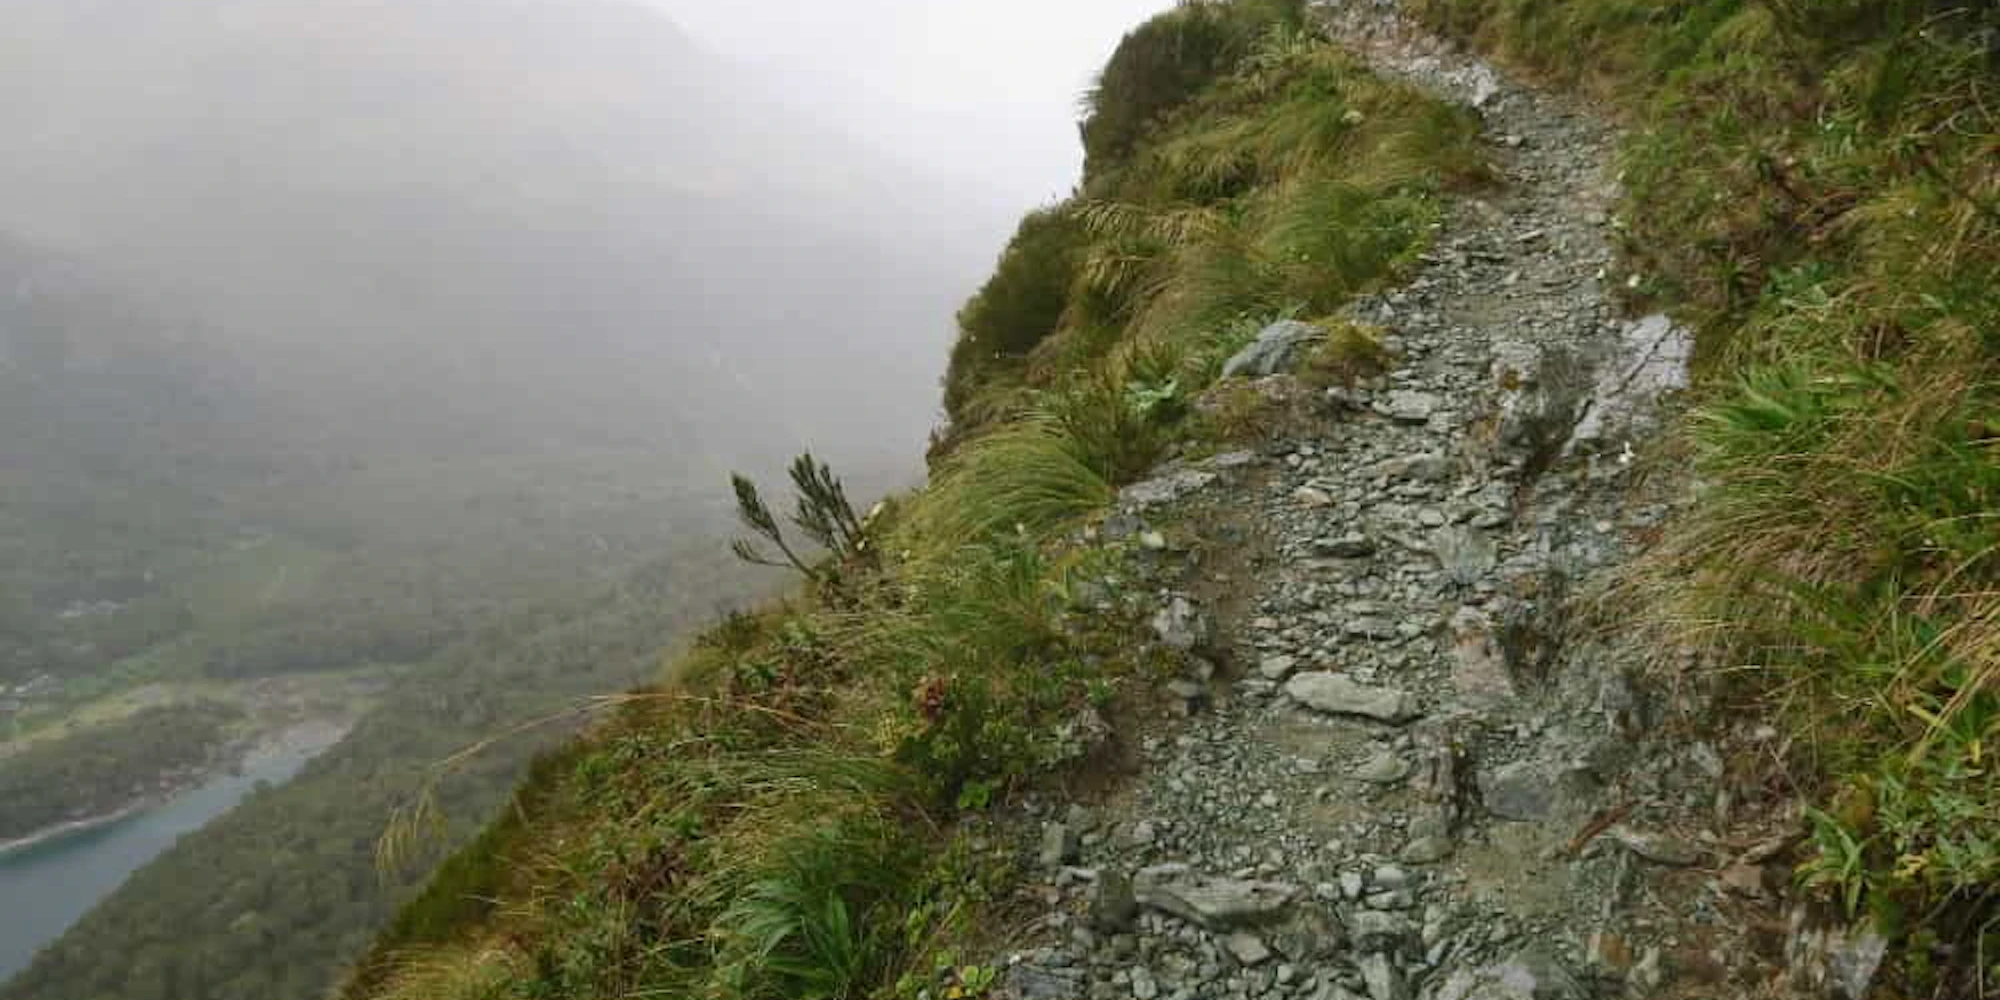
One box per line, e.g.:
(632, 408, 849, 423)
(994, 6, 1823, 1000)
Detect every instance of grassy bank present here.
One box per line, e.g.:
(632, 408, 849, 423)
(340, 5, 1484, 998)
(1408, 0, 1999, 978)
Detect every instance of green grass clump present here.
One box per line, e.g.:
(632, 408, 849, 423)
(1411, 0, 2000, 972)
(941, 17, 1482, 440)
(1081, 0, 1308, 176)
(347, 528, 1139, 1000)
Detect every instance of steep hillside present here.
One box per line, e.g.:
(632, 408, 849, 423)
(0, 1, 1013, 996)
(337, 1, 1998, 999)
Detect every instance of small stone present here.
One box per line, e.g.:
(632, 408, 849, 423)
(1006, 964, 1085, 1000)
(1587, 931, 1633, 977)
(1383, 390, 1442, 424)
(1042, 823, 1081, 868)
(1093, 870, 1140, 932)
(1121, 470, 1220, 509)
(1432, 947, 1588, 1000)
(1630, 946, 1666, 992)
(1140, 530, 1169, 551)
(1371, 865, 1409, 890)
(1720, 863, 1768, 898)
(1353, 751, 1413, 785)
(1340, 871, 1365, 899)
(1130, 965, 1160, 1000)
(1609, 825, 1704, 866)
(1166, 680, 1209, 716)
(1480, 758, 1570, 821)
(1225, 931, 1274, 967)
(1259, 655, 1300, 681)
(1285, 673, 1422, 724)
(1133, 866, 1300, 930)
(1317, 534, 1378, 559)
(1268, 904, 1344, 962)
(1398, 836, 1454, 865)
(1295, 486, 1336, 508)
(1359, 952, 1409, 1000)
(1343, 910, 1412, 950)
(1222, 319, 1322, 378)
(1151, 596, 1211, 652)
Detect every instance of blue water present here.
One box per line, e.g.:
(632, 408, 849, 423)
(0, 730, 340, 980)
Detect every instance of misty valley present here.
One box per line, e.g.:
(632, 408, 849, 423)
(0, 0, 1017, 996)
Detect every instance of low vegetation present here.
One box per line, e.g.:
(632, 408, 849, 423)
(1409, 0, 2000, 981)
(341, 6, 1482, 999)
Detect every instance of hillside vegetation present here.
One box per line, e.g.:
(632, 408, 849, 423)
(342, 0, 2000, 995)
(0, 702, 242, 841)
(1405, 0, 2000, 974)
(342, 5, 1484, 998)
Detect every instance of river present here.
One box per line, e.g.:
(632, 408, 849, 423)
(0, 724, 346, 980)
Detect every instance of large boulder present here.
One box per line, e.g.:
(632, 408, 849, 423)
(1285, 673, 1422, 724)
(1132, 864, 1301, 929)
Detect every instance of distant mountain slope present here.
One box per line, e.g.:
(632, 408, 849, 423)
(0, 0, 1006, 470)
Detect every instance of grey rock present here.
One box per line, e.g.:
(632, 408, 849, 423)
(1269, 904, 1345, 962)
(1285, 673, 1422, 724)
(1042, 823, 1081, 867)
(1317, 534, 1379, 559)
(1092, 870, 1140, 932)
(1359, 952, 1409, 1000)
(1133, 866, 1301, 930)
(1130, 966, 1160, 1000)
(1398, 835, 1455, 865)
(1353, 751, 1413, 785)
(1480, 758, 1574, 821)
(1789, 911, 1889, 1000)
(1431, 948, 1588, 1000)
(1259, 654, 1300, 681)
(1341, 871, 1366, 899)
(1828, 931, 1889, 1000)
(1207, 450, 1258, 470)
(1433, 528, 1499, 589)
(1343, 910, 1413, 951)
(1225, 931, 1274, 967)
(1570, 313, 1692, 451)
(1609, 825, 1704, 866)
(1448, 606, 1515, 705)
(1383, 390, 1442, 424)
(1222, 320, 1323, 378)
(1005, 963, 1085, 1000)
(1122, 470, 1220, 509)
(1166, 680, 1210, 716)
(1344, 617, 1398, 641)
(1152, 596, 1211, 652)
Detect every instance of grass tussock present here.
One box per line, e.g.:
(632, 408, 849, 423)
(1412, 0, 2000, 973)
(940, 13, 1483, 442)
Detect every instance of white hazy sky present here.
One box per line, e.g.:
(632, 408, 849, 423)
(649, 0, 1176, 211)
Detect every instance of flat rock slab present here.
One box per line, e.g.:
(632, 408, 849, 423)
(1120, 470, 1219, 509)
(1285, 673, 1422, 724)
(1222, 319, 1322, 378)
(1133, 865, 1300, 930)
